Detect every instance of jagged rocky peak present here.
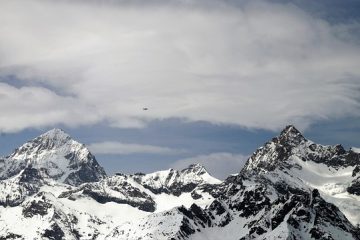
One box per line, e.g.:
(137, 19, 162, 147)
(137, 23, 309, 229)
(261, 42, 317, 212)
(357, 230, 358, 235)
(243, 124, 360, 174)
(181, 163, 208, 176)
(0, 128, 106, 186)
(276, 125, 306, 146)
(242, 125, 307, 173)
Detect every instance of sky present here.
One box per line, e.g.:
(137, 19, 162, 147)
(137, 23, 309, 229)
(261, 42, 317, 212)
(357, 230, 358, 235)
(0, 0, 359, 179)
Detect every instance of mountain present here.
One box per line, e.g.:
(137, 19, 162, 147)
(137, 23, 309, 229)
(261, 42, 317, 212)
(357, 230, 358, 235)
(205, 125, 360, 239)
(0, 128, 106, 186)
(0, 126, 359, 240)
(242, 125, 360, 225)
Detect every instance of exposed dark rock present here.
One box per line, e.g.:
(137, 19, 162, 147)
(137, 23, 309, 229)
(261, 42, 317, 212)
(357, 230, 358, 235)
(22, 199, 52, 218)
(179, 218, 196, 236)
(64, 153, 106, 186)
(0, 233, 23, 240)
(249, 226, 267, 236)
(348, 180, 360, 195)
(208, 200, 226, 216)
(191, 191, 202, 200)
(353, 166, 360, 177)
(190, 204, 212, 227)
(230, 186, 271, 218)
(271, 195, 300, 230)
(42, 223, 65, 240)
(19, 167, 44, 184)
(81, 188, 156, 212)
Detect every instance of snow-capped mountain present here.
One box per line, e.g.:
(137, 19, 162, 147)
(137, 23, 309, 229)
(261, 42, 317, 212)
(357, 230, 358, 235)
(0, 126, 359, 240)
(242, 125, 360, 225)
(0, 128, 106, 186)
(130, 163, 221, 196)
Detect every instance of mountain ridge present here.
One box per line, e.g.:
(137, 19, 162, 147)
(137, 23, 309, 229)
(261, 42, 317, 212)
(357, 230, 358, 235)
(0, 126, 359, 239)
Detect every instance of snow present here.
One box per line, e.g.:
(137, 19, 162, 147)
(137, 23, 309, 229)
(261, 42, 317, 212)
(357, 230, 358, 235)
(287, 156, 360, 225)
(0, 205, 52, 239)
(0, 185, 150, 239)
(0, 160, 220, 239)
(135, 165, 221, 192)
(291, 155, 354, 185)
(191, 216, 250, 240)
(106, 208, 186, 240)
(351, 147, 360, 153)
(59, 196, 149, 227)
(153, 192, 215, 213)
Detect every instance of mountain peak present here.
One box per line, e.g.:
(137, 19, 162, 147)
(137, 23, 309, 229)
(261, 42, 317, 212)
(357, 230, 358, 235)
(182, 163, 207, 175)
(38, 128, 71, 144)
(242, 125, 307, 173)
(279, 125, 302, 137)
(181, 163, 221, 185)
(42, 128, 67, 136)
(278, 125, 306, 145)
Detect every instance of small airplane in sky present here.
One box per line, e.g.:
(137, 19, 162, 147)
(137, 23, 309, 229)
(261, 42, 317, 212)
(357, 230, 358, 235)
(143, 107, 148, 111)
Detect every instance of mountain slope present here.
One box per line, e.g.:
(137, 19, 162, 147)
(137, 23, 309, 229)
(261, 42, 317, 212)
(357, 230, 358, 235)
(58, 163, 220, 213)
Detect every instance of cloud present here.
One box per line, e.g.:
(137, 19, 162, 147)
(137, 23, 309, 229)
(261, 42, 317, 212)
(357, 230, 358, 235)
(171, 152, 249, 179)
(88, 141, 183, 155)
(0, 0, 360, 132)
(0, 83, 101, 133)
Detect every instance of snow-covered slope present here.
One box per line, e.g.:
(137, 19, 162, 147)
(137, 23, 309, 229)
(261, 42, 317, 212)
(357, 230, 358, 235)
(0, 163, 220, 239)
(352, 147, 360, 154)
(58, 164, 219, 213)
(0, 126, 359, 240)
(0, 128, 106, 186)
(131, 163, 221, 196)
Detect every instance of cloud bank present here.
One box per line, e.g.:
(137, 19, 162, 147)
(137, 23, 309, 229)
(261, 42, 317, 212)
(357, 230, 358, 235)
(88, 141, 182, 155)
(0, 0, 360, 132)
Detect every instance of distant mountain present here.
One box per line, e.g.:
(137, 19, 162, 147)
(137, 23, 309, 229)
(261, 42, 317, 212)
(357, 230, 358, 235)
(0, 126, 359, 239)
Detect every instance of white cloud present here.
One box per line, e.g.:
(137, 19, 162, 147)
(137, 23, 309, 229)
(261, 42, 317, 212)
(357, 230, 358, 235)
(0, 0, 360, 132)
(171, 152, 249, 179)
(0, 83, 101, 133)
(88, 141, 182, 155)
